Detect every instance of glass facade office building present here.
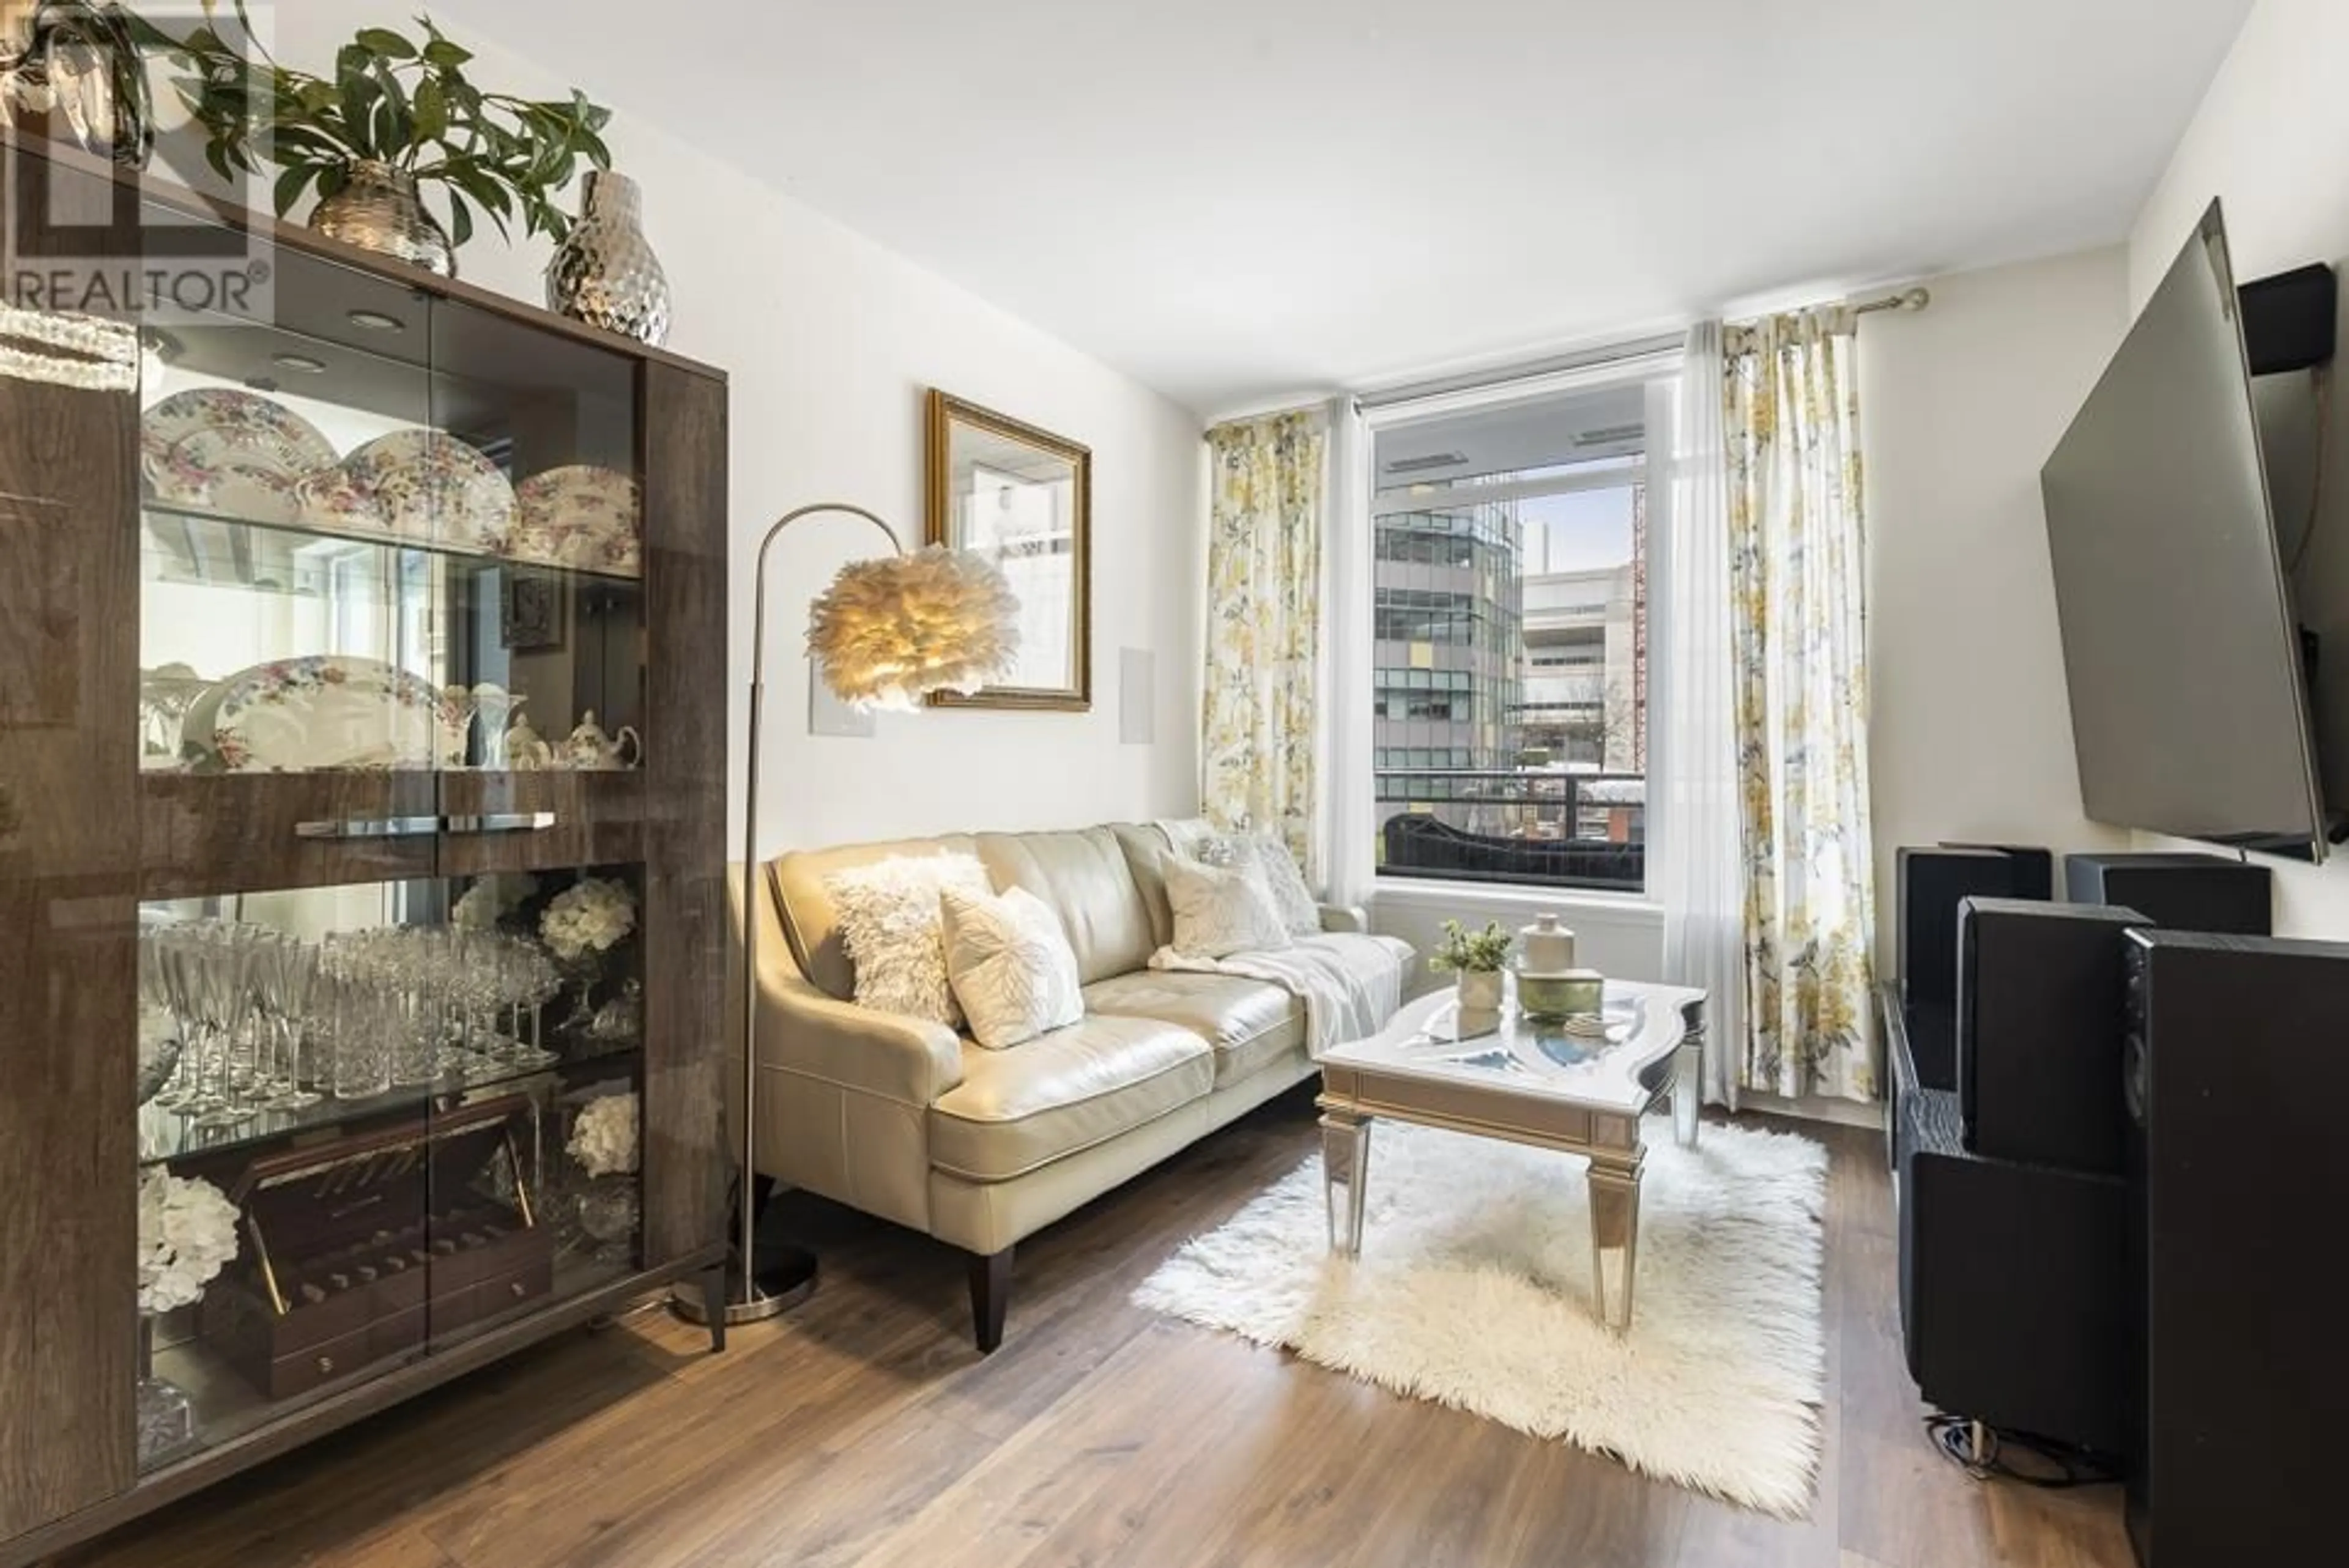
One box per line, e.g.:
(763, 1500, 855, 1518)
(1372, 500, 1522, 810)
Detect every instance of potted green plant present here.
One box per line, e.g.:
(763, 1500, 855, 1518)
(3, 2, 155, 166)
(132, 4, 612, 277)
(1428, 919, 1513, 1011)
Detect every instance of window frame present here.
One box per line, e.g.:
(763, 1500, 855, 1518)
(1359, 353, 1678, 898)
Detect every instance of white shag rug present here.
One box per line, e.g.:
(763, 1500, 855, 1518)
(1134, 1117, 1829, 1517)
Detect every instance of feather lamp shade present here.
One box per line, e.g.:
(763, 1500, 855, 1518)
(804, 544, 1021, 711)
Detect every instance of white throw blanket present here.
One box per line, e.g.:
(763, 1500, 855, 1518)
(1151, 933, 1414, 1057)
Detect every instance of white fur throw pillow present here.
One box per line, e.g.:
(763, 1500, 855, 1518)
(940, 884, 1084, 1049)
(1197, 830, 1321, 937)
(823, 852, 992, 1026)
(1163, 856, 1293, 960)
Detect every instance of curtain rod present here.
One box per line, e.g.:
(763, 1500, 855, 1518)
(1208, 287, 1935, 431)
(1852, 286, 1933, 317)
(1351, 288, 1930, 416)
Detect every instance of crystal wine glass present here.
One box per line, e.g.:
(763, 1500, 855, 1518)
(263, 936, 322, 1110)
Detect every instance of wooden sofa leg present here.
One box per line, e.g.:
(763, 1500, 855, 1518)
(968, 1246, 1014, 1354)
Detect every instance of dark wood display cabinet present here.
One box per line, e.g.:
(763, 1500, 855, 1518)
(1, 135, 730, 1566)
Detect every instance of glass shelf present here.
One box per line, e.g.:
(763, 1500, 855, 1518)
(141, 501, 645, 775)
(143, 499, 647, 588)
(138, 1040, 644, 1169)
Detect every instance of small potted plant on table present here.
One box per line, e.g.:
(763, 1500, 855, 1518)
(1430, 919, 1513, 1012)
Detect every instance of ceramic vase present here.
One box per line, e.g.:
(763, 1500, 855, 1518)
(310, 160, 456, 277)
(1456, 967, 1505, 1013)
(544, 170, 672, 346)
(2, 2, 154, 168)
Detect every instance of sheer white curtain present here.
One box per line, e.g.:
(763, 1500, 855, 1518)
(1648, 322, 1750, 1109)
(1317, 395, 1379, 909)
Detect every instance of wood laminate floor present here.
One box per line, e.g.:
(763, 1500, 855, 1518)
(68, 1090, 2132, 1568)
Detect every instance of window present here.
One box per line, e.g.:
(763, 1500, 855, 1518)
(1367, 382, 1653, 892)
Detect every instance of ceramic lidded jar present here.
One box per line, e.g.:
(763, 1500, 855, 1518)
(1517, 914, 1590, 1021)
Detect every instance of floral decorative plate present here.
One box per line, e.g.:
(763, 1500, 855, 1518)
(333, 430, 516, 551)
(512, 465, 642, 575)
(184, 655, 465, 772)
(139, 389, 338, 525)
(291, 464, 396, 540)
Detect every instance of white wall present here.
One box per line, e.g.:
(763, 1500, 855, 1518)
(2129, 0, 2349, 936)
(1858, 248, 2137, 969)
(247, 7, 1204, 856)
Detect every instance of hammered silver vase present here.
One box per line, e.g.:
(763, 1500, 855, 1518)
(546, 171, 672, 346)
(309, 160, 456, 277)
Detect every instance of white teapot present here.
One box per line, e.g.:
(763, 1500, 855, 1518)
(505, 714, 553, 771)
(556, 710, 642, 771)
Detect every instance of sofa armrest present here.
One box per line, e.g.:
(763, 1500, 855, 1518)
(754, 966, 967, 1108)
(1318, 903, 1371, 934)
(732, 862, 965, 1107)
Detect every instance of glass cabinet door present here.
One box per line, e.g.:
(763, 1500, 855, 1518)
(423, 298, 648, 1346)
(132, 865, 647, 1468)
(124, 213, 651, 1468)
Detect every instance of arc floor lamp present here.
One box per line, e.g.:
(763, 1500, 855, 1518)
(674, 503, 1018, 1326)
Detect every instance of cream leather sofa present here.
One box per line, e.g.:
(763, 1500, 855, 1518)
(735, 819, 1403, 1350)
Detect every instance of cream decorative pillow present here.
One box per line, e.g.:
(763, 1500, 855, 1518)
(1163, 856, 1293, 960)
(1197, 830, 1321, 937)
(940, 885, 1084, 1049)
(822, 853, 993, 1026)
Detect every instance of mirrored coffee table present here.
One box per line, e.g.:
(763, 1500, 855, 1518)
(1316, 975, 1706, 1332)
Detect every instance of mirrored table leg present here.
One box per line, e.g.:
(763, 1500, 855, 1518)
(1321, 1109, 1372, 1257)
(1674, 1029, 1703, 1150)
(1587, 1156, 1644, 1332)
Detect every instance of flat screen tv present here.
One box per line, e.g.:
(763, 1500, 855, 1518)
(2040, 200, 2328, 862)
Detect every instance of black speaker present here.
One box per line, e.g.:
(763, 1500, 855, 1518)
(1939, 843, 2056, 900)
(2122, 930, 2348, 1568)
(1957, 898, 2145, 1172)
(1897, 846, 2050, 1089)
(2238, 262, 2337, 376)
(2065, 852, 2272, 937)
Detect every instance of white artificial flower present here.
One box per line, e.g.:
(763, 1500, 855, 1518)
(136, 1169, 240, 1316)
(453, 871, 541, 931)
(568, 1093, 640, 1178)
(541, 876, 637, 962)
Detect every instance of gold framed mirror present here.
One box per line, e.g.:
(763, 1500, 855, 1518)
(924, 390, 1091, 711)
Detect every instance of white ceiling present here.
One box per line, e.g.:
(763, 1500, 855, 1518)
(444, 0, 2251, 418)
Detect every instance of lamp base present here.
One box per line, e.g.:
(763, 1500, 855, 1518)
(670, 1245, 817, 1326)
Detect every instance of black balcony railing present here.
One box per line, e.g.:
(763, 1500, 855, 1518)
(1377, 769, 1646, 892)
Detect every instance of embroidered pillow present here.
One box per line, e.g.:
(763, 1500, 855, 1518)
(1197, 830, 1321, 937)
(822, 852, 993, 1027)
(940, 884, 1084, 1049)
(1163, 856, 1293, 960)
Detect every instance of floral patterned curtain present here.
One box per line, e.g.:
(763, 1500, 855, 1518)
(1723, 310, 1879, 1101)
(1202, 409, 1326, 864)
